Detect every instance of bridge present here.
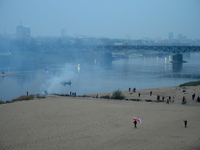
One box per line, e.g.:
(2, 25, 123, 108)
(93, 45, 200, 54)
(91, 45, 200, 62)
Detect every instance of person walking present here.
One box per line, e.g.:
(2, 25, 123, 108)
(162, 96, 164, 102)
(150, 91, 152, 96)
(197, 96, 200, 102)
(27, 91, 28, 96)
(138, 93, 140, 97)
(133, 120, 137, 128)
(184, 120, 187, 128)
(169, 96, 171, 102)
(166, 98, 169, 104)
(192, 93, 195, 100)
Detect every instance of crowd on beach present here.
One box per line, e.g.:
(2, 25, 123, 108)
(128, 87, 200, 104)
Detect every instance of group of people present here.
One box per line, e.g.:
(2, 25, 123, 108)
(155, 94, 174, 104)
(129, 87, 136, 93)
(129, 88, 200, 103)
(70, 92, 76, 97)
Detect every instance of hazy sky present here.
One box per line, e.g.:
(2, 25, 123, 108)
(0, 0, 200, 39)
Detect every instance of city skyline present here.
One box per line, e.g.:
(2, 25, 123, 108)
(1, 23, 195, 41)
(0, 0, 200, 39)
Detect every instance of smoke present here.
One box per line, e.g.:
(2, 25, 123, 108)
(40, 63, 76, 94)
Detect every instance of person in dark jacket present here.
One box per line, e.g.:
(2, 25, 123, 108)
(133, 120, 137, 128)
(184, 120, 187, 128)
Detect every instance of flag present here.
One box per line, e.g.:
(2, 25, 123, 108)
(133, 117, 142, 123)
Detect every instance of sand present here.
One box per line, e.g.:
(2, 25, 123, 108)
(0, 74, 13, 77)
(88, 85, 200, 105)
(0, 86, 200, 150)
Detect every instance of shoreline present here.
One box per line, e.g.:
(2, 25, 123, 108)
(1, 85, 200, 105)
(0, 73, 13, 77)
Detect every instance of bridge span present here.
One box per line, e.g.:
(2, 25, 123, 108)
(91, 45, 200, 63)
(93, 45, 200, 54)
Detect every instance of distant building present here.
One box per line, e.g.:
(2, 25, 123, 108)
(169, 32, 173, 40)
(177, 33, 187, 40)
(61, 29, 66, 37)
(16, 24, 30, 40)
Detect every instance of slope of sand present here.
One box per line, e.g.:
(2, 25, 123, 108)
(0, 86, 200, 150)
(88, 86, 200, 105)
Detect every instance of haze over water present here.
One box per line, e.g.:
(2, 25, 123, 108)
(0, 51, 200, 101)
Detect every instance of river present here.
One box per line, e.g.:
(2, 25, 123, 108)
(0, 50, 200, 101)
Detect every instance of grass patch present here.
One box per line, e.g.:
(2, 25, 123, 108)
(99, 95, 110, 99)
(53, 94, 70, 96)
(179, 80, 200, 87)
(130, 99, 140, 101)
(12, 95, 34, 102)
(145, 100, 152, 102)
(81, 94, 90, 97)
(111, 89, 125, 100)
(0, 100, 5, 104)
(36, 94, 46, 99)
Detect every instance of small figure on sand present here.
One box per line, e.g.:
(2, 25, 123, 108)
(162, 96, 164, 102)
(27, 91, 28, 96)
(133, 120, 137, 128)
(166, 98, 169, 104)
(192, 93, 195, 100)
(172, 97, 174, 102)
(197, 96, 200, 102)
(182, 96, 187, 104)
(169, 96, 171, 102)
(133, 88, 136, 92)
(157, 95, 160, 101)
(150, 91, 152, 96)
(138, 93, 140, 97)
(183, 120, 187, 128)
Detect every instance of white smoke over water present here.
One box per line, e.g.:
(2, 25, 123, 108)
(40, 63, 76, 94)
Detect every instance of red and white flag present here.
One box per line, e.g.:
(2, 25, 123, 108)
(133, 117, 142, 123)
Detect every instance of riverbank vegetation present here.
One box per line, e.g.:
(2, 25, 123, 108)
(0, 94, 46, 105)
(111, 89, 125, 100)
(179, 80, 200, 87)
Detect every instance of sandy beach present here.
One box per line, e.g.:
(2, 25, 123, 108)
(0, 86, 200, 150)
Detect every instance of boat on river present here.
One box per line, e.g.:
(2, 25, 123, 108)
(60, 81, 71, 86)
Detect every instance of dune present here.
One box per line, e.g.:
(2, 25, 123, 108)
(0, 86, 200, 150)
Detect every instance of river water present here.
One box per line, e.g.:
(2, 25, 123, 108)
(0, 51, 200, 101)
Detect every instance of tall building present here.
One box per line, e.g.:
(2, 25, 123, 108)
(16, 23, 30, 40)
(169, 32, 173, 40)
(61, 29, 66, 37)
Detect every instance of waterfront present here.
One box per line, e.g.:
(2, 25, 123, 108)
(0, 51, 200, 101)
